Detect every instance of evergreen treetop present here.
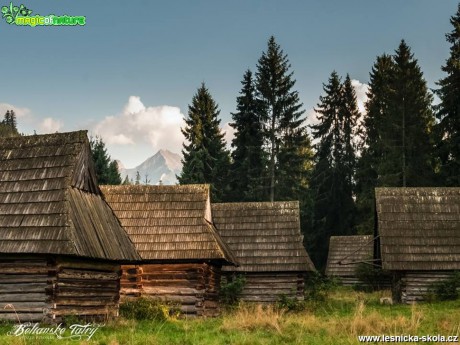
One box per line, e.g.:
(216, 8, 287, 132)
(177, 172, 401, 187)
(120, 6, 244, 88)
(89, 136, 122, 185)
(229, 69, 266, 201)
(255, 36, 306, 201)
(436, 3, 460, 186)
(178, 83, 231, 201)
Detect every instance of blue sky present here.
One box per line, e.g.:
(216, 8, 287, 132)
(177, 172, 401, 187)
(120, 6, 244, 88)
(1, 0, 458, 167)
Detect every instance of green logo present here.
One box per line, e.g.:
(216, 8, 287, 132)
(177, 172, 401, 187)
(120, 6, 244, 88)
(1, 2, 32, 24)
(1, 2, 86, 27)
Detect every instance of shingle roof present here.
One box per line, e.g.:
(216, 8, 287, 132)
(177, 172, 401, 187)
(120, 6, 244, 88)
(375, 187, 460, 271)
(211, 201, 315, 272)
(325, 235, 373, 277)
(0, 131, 140, 261)
(100, 184, 236, 264)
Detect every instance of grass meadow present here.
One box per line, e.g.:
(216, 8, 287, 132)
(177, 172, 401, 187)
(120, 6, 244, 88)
(1, 288, 460, 345)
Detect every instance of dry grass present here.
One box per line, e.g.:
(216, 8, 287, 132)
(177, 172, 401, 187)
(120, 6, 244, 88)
(220, 290, 428, 340)
(221, 303, 286, 333)
(2, 288, 460, 344)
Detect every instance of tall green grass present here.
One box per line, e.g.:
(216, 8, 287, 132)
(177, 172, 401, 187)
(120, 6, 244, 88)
(1, 288, 459, 345)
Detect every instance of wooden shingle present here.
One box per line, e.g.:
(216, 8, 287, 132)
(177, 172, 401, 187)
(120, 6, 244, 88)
(212, 201, 315, 272)
(375, 187, 460, 271)
(326, 235, 373, 278)
(101, 184, 236, 264)
(0, 131, 140, 261)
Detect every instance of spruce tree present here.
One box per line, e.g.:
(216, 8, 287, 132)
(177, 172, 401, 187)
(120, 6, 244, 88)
(0, 110, 19, 137)
(378, 40, 435, 187)
(255, 36, 307, 201)
(178, 83, 231, 201)
(229, 69, 266, 201)
(341, 75, 361, 193)
(89, 137, 122, 185)
(309, 71, 359, 269)
(355, 54, 395, 234)
(356, 42, 435, 233)
(436, 4, 460, 186)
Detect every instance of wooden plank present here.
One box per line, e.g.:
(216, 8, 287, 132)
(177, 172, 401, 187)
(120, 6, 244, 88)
(0, 283, 47, 293)
(0, 293, 47, 302)
(56, 260, 119, 272)
(0, 313, 45, 322)
(0, 267, 51, 274)
(0, 275, 49, 283)
(143, 287, 201, 295)
(58, 270, 118, 280)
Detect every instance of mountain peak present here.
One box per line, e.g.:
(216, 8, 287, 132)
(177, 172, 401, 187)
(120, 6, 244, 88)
(117, 149, 182, 185)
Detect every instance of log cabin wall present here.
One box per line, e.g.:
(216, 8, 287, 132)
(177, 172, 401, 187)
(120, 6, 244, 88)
(120, 263, 221, 317)
(212, 202, 316, 303)
(0, 256, 121, 323)
(0, 256, 52, 322)
(0, 132, 140, 323)
(50, 257, 121, 321)
(375, 188, 460, 303)
(101, 185, 237, 317)
(223, 272, 306, 303)
(396, 271, 454, 303)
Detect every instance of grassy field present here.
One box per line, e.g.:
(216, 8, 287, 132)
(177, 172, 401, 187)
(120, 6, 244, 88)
(1, 288, 460, 345)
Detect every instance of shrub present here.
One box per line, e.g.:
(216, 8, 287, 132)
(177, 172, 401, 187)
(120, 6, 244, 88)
(304, 271, 336, 301)
(432, 272, 460, 301)
(276, 294, 306, 312)
(355, 263, 392, 292)
(119, 296, 172, 321)
(220, 274, 246, 306)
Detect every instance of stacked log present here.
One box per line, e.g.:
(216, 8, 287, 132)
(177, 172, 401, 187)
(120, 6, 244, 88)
(0, 257, 52, 322)
(0, 256, 121, 323)
(120, 263, 221, 317)
(225, 272, 306, 303)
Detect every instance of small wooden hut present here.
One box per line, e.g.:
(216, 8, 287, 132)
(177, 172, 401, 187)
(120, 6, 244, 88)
(325, 235, 373, 286)
(375, 187, 460, 303)
(212, 201, 316, 303)
(100, 184, 237, 317)
(0, 131, 140, 322)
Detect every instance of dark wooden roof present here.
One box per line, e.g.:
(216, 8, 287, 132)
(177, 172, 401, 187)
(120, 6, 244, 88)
(325, 235, 373, 277)
(211, 201, 316, 272)
(376, 187, 460, 271)
(0, 131, 140, 262)
(100, 184, 236, 264)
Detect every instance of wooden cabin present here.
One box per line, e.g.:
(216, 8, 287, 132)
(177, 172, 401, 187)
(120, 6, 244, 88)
(375, 187, 460, 303)
(325, 235, 373, 286)
(212, 201, 316, 303)
(0, 131, 140, 323)
(100, 185, 237, 317)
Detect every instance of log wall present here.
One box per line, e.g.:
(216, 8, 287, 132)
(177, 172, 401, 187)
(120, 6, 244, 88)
(121, 263, 221, 317)
(393, 270, 454, 303)
(224, 272, 306, 303)
(0, 257, 52, 322)
(0, 256, 121, 323)
(51, 257, 121, 321)
(334, 275, 392, 289)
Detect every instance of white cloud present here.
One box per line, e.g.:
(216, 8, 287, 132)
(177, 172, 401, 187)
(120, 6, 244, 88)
(305, 108, 319, 129)
(351, 79, 369, 114)
(0, 102, 65, 134)
(39, 117, 63, 133)
(0, 103, 31, 119)
(92, 96, 186, 167)
(222, 122, 235, 149)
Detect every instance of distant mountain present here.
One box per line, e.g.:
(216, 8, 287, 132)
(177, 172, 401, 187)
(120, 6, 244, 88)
(118, 149, 182, 185)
